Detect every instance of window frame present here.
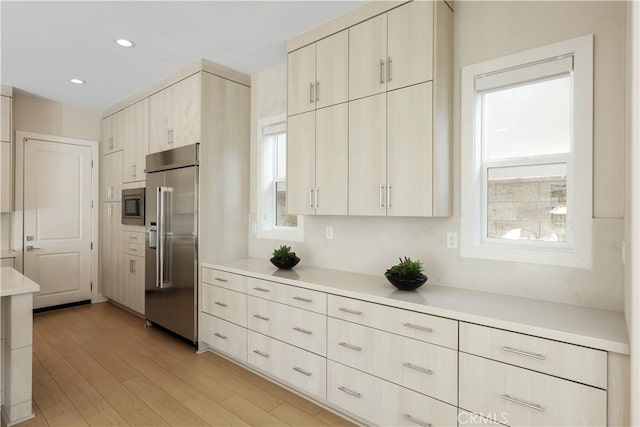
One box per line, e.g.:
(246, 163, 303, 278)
(460, 34, 593, 268)
(256, 114, 303, 242)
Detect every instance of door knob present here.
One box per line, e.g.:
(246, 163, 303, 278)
(25, 246, 41, 251)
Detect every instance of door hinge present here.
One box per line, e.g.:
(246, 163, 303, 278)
(91, 282, 93, 291)
(91, 242, 93, 250)
(91, 200, 94, 208)
(91, 160, 94, 168)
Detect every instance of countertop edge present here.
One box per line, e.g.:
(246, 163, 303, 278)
(0, 267, 41, 296)
(202, 260, 630, 355)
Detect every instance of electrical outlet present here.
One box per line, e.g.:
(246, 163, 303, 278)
(326, 226, 334, 240)
(447, 232, 457, 249)
(251, 222, 257, 234)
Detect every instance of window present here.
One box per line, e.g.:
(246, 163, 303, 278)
(461, 35, 593, 268)
(257, 115, 303, 241)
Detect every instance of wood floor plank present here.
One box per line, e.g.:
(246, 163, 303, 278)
(219, 395, 290, 427)
(31, 357, 86, 421)
(18, 401, 50, 427)
(181, 393, 250, 426)
(314, 409, 358, 427)
(271, 403, 331, 426)
(123, 376, 209, 426)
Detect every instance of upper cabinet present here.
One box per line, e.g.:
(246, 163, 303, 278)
(149, 73, 202, 154)
(122, 99, 149, 183)
(102, 109, 124, 155)
(349, 1, 434, 99)
(288, 30, 348, 116)
(1, 93, 12, 212)
(287, 0, 453, 218)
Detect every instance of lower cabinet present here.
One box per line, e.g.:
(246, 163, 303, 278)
(327, 360, 458, 427)
(119, 254, 144, 315)
(248, 330, 326, 399)
(199, 267, 612, 427)
(101, 203, 121, 301)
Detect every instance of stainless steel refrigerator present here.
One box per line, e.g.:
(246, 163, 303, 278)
(145, 144, 198, 344)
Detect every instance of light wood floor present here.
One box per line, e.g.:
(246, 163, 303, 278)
(20, 302, 355, 427)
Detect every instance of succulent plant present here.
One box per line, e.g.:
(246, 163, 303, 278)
(386, 257, 424, 278)
(272, 245, 296, 261)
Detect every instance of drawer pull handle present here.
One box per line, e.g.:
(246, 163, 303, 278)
(338, 307, 362, 316)
(253, 314, 270, 321)
(129, 236, 138, 241)
(403, 414, 432, 427)
(402, 362, 433, 375)
(254, 287, 270, 293)
(214, 301, 228, 308)
(213, 333, 227, 340)
(338, 386, 361, 398)
(293, 296, 313, 303)
(339, 342, 362, 352)
(214, 277, 228, 283)
(253, 349, 270, 358)
(293, 327, 313, 335)
(501, 346, 546, 360)
(403, 323, 433, 333)
(293, 367, 312, 377)
(500, 394, 545, 412)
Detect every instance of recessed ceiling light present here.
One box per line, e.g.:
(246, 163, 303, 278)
(70, 78, 85, 85)
(116, 39, 135, 48)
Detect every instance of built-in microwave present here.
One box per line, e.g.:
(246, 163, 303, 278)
(122, 188, 145, 225)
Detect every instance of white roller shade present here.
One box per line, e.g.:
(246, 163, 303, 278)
(475, 55, 573, 92)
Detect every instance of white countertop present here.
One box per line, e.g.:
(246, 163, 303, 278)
(1, 250, 17, 259)
(203, 258, 630, 355)
(0, 267, 40, 297)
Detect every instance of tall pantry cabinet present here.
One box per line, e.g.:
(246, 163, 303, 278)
(100, 62, 250, 320)
(1, 87, 13, 212)
(286, 0, 453, 218)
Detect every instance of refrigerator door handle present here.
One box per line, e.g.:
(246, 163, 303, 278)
(158, 186, 173, 289)
(157, 187, 163, 288)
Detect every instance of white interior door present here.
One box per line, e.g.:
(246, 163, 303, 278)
(24, 138, 93, 309)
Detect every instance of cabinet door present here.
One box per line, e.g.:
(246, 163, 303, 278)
(102, 116, 113, 155)
(131, 255, 145, 315)
(387, 83, 433, 217)
(171, 73, 201, 148)
(348, 93, 387, 216)
(109, 110, 125, 153)
(1, 141, 12, 212)
(287, 44, 316, 116)
(387, 1, 434, 91)
(315, 104, 347, 215)
(1, 96, 11, 142)
(286, 111, 316, 215)
(122, 99, 149, 183)
(102, 203, 121, 301)
(103, 151, 122, 202)
(149, 86, 172, 154)
(315, 30, 348, 109)
(349, 14, 387, 100)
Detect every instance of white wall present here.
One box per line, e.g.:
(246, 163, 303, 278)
(624, 0, 639, 423)
(249, 1, 627, 312)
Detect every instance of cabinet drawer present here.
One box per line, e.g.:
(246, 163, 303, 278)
(247, 277, 326, 314)
(459, 353, 606, 427)
(247, 331, 326, 399)
(328, 361, 457, 427)
(248, 296, 326, 356)
(0, 258, 14, 268)
(460, 323, 607, 388)
(121, 231, 145, 256)
(328, 295, 457, 349)
(201, 284, 247, 327)
(202, 268, 247, 293)
(201, 314, 247, 362)
(328, 318, 457, 404)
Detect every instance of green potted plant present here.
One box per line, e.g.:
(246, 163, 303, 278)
(384, 257, 428, 290)
(270, 245, 301, 270)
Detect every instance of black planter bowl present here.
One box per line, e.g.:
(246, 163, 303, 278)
(270, 256, 301, 270)
(384, 272, 428, 291)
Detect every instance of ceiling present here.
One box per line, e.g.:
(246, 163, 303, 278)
(1, 1, 362, 111)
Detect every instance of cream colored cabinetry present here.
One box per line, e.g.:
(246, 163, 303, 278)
(103, 151, 122, 202)
(101, 203, 121, 301)
(149, 73, 202, 154)
(122, 99, 149, 183)
(102, 110, 124, 154)
(1, 94, 12, 212)
(287, 103, 348, 215)
(287, 0, 453, 218)
(117, 231, 145, 314)
(0, 258, 15, 268)
(288, 30, 348, 116)
(349, 1, 434, 99)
